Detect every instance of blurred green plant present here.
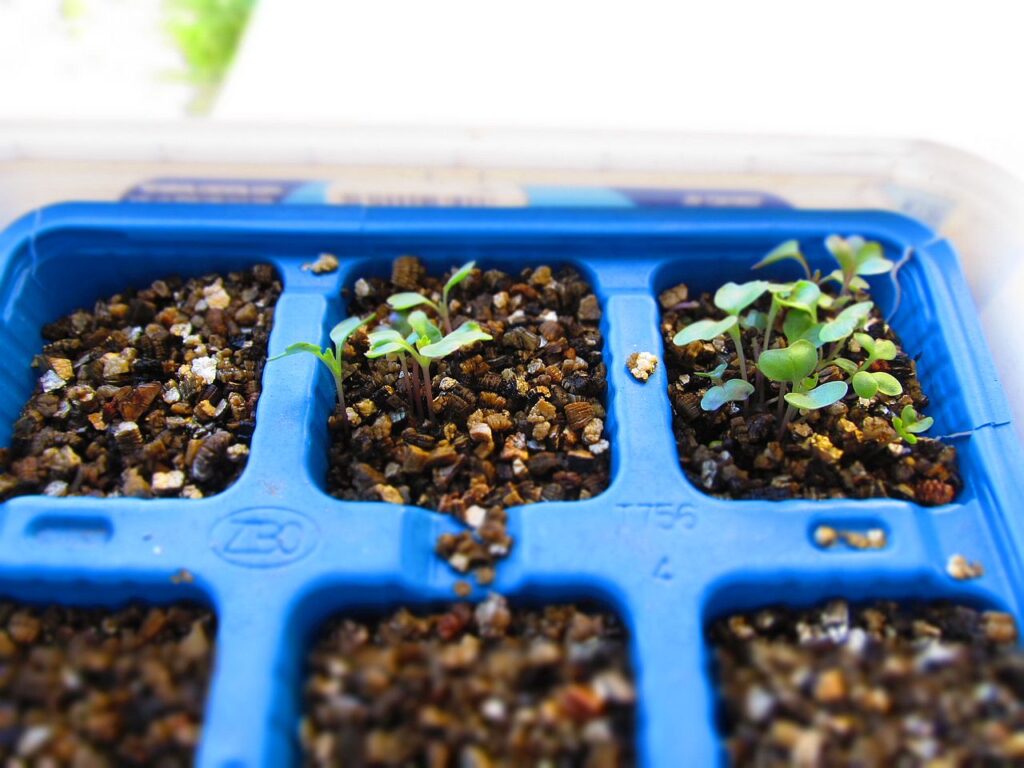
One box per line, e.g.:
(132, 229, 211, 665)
(164, 0, 257, 112)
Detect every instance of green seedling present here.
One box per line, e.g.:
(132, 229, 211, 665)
(712, 281, 769, 382)
(824, 235, 893, 301)
(693, 362, 729, 385)
(759, 339, 848, 437)
(676, 235, 911, 445)
(851, 370, 903, 399)
(700, 379, 755, 412)
(270, 314, 373, 427)
(386, 260, 476, 333)
(819, 301, 873, 344)
(367, 314, 491, 418)
(892, 404, 933, 444)
(753, 239, 812, 280)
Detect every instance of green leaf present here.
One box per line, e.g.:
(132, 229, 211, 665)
(694, 362, 729, 381)
(270, 341, 326, 362)
(329, 314, 372, 351)
(270, 342, 339, 375)
(758, 339, 818, 383)
(784, 380, 848, 410)
(713, 281, 769, 315)
(901, 405, 933, 434)
(832, 358, 858, 374)
(852, 370, 878, 399)
(782, 312, 825, 348)
(673, 316, 738, 346)
(825, 235, 858, 280)
(741, 309, 768, 331)
(873, 372, 903, 396)
(854, 332, 898, 363)
(365, 340, 410, 359)
(367, 328, 406, 346)
(420, 321, 493, 359)
(444, 260, 476, 294)
(892, 416, 916, 444)
(854, 240, 894, 276)
(775, 280, 821, 315)
(783, 311, 812, 343)
(387, 292, 437, 312)
(753, 239, 810, 277)
(700, 379, 754, 411)
(819, 301, 873, 343)
(407, 310, 443, 345)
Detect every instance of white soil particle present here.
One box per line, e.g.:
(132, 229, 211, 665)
(588, 439, 610, 455)
(582, 418, 604, 445)
(481, 697, 506, 722)
(354, 278, 372, 297)
(947, 553, 984, 580)
(152, 470, 185, 492)
(39, 370, 66, 392)
(169, 322, 193, 338)
(162, 384, 181, 404)
(43, 480, 68, 497)
(302, 253, 339, 274)
(464, 505, 487, 529)
(203, 281, 232, 309)
(191, 356, 218, 385)
(17, 725, 52, 757)
(449, 553, 470, 572)
(813, 525, 838, 547)
(627, 351, 659, 382)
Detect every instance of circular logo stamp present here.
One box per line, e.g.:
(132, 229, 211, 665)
(210, 507, 318, 568)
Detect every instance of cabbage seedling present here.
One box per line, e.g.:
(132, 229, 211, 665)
(892, 404, 933, 444)
(758, 339, 848, 437)
(367, 313, 492, 417)
(700, 379, 754, 412)
(270, 314, 372, 426)
(753, 239, 812, 280)
(711, 280, 769, 382)
(386, 260, 476, 333)
(824, 236, 893, 301)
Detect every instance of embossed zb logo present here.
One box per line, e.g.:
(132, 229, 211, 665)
(210, 508, 318, 568)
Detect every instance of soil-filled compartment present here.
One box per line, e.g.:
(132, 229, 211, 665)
(326, 256, 611, 584)
(0, 598, 217, 766)
(709, 597, 1024, 766)
(301, 594, 636, 767)
(659, 237, 961, 504)
(0, 265, 281, 500)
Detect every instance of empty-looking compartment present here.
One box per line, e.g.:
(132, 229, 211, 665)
(301, 594, 635, 766)
(315, 254, 610, 584)
(708, 596, 1023, 765)
(656, 235, 961, 504)
(0, 241, 281, 499)
(0, 595, 216, 765)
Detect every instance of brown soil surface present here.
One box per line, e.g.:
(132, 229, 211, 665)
(0, 601, 215, 766)
(0, 266, 280, 499)
(710, 600, 1024, 766)
(302, 595, 635, 767)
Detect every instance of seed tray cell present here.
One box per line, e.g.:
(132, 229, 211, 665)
(0, 204, 1022, 767)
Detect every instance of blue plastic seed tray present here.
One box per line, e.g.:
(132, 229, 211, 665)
(1, 203, 1023, 767)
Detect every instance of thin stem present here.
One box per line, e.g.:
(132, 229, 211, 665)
(421, 361, 434, 416)
(778, 403, 796, 441)
(749, 337, 762, 411)
(728, 325, 748, 383)
(776, 381, 788, 423)
(398, 353, 420, 423)
(762, 297, 779, 355)
(333, 367, 349, 429)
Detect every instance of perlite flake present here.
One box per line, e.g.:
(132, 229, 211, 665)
(191, 356, 218, 385)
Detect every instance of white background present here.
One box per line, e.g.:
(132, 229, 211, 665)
(3, 0, 1022, 182)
